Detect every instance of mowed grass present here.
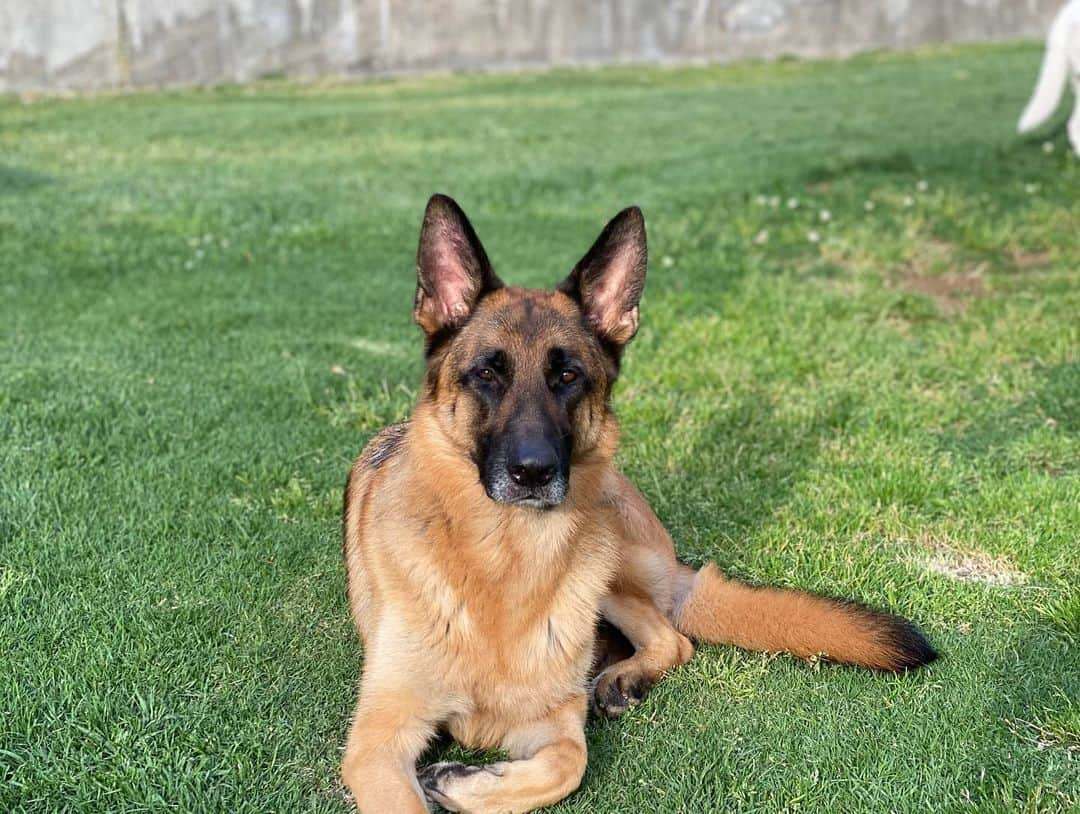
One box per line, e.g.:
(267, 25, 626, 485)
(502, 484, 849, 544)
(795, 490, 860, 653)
(2, 42, 1078, 813)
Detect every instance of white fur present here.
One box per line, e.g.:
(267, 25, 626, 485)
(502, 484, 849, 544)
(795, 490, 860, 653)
(1019, 0, 1080, 155)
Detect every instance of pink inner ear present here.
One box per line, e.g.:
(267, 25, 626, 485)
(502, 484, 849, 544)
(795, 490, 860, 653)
(588, 241, 643, 337)
(425, 229, 479, 325)
(434, 270, 472, 322)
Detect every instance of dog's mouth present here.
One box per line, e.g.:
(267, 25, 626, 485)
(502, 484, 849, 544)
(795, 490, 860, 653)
(509, 496, 558, 510)
(482, 485, 566, 510)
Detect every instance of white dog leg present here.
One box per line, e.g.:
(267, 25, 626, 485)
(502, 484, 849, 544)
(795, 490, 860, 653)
(1070, 75, 1080, 155)
(1019, 0, 1080, 156)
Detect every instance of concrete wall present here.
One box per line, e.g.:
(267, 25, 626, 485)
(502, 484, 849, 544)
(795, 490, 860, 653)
(0, 0, 1062, 92)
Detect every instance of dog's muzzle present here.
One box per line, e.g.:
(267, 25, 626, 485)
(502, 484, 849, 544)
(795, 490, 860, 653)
(482, 429, 570, 508)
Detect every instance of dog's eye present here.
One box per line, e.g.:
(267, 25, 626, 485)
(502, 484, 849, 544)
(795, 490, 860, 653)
(475, 368, 495, 382)
(560, 370, 578, 384)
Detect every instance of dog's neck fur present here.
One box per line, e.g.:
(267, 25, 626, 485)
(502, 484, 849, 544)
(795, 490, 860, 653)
(404, 399, 617, 588)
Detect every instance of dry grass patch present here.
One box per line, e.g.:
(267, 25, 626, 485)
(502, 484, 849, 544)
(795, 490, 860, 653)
(914, 533, 1028, 586)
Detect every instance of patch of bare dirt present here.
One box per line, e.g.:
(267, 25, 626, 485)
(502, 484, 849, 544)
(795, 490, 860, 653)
(892, 240, 988, 316)
(897, 266, 987, 316)
(1008, 248, 1054, 270)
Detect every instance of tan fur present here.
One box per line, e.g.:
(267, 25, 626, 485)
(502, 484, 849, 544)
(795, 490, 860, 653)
(339, 201, 934, 813)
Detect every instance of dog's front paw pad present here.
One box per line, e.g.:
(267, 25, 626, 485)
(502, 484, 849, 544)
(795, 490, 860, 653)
(418, 762, 503, 810)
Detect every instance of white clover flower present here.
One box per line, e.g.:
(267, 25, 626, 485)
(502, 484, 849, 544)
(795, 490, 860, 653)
(753, 229, 769, 245)
(903, 195, 915, 207)
(807, 230, 821, 243)
(787, 197, 800, 209)
(661, 255, 675, 268)
(864, 200, 876, 212)
(819, 209, 832, 223)
(1042, 141, 1055, 154)
(916, 180, 929, 192)
(755, 194, 768, 206)
(1025, 183, 1040, 195)
(769, 196, 781, 208)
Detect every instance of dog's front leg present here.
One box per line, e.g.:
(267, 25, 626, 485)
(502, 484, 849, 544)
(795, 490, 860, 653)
(418, 695, 587, 814)
(591, 591, 695, 718)
(341, 680, 442, 814)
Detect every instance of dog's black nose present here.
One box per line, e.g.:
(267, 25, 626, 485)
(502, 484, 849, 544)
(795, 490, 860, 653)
(508, 442, 557, 489)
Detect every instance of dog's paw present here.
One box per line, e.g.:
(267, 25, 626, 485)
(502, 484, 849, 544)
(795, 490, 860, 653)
(591, 665, 654, 718)
(418, 761, 505, 812)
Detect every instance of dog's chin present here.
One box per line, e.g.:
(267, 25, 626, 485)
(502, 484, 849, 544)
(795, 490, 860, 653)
(482, 482, 567, 510)
(509, 496, 557, 510)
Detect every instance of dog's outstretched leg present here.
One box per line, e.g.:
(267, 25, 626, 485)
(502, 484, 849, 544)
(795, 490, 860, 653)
(592, 592, 694, 717)
(341, 678, 441, 814)
(419, 696, 587, 814)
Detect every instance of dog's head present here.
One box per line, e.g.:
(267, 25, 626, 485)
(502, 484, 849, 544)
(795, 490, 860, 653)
(413, 194, 647, 509)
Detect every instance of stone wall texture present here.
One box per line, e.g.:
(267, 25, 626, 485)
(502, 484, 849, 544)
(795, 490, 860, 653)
(0, 0, 1063, 92)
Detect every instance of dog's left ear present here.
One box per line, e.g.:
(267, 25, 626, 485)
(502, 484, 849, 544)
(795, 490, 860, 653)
(558, 206, 647, 350)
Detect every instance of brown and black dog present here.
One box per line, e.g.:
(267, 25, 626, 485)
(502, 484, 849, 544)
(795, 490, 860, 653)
(340, 195, 936, 813)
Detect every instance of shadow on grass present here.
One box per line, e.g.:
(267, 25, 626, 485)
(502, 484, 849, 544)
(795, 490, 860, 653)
(867, 134, 1070, 201)
(937, 361, 1080, 473)
(801, 149, 919, 186)
(643, 386, 860, 566)
(967, 623, 1080, 808)
(0, 165, 53, 195)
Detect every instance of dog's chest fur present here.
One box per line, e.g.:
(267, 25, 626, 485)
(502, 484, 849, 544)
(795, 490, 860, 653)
(423, 509, 611, 691)
(350, 454, 619, 745)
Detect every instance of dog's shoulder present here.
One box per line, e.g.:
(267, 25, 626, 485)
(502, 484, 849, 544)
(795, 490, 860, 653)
(343, 422, 411, 558)
(344, 422, 410, 516)
(356, 422, 410, 473)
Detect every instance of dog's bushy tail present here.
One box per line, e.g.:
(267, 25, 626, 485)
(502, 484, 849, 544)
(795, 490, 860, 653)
(673, 564, 937, 672)
(1018, 4, 1075, 133)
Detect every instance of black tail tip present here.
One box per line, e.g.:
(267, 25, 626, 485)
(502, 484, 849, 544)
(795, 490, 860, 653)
(881, 616, 939, 672)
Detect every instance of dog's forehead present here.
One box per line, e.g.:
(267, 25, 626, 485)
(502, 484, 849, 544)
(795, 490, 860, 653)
(462, 288, 590, 354)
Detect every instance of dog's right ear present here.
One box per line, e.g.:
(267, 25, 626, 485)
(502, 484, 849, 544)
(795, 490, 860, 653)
(413, 194, 502, 337)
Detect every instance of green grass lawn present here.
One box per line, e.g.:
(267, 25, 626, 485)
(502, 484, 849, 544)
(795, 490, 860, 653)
(2, 42, 1079, 813)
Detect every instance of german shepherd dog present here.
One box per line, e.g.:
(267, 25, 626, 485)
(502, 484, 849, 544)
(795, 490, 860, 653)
(341, 195, 937, 813)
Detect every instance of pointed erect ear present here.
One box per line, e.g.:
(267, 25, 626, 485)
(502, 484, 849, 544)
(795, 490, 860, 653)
(558, 206, 647, 349)
(413, 194, 503, 336)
